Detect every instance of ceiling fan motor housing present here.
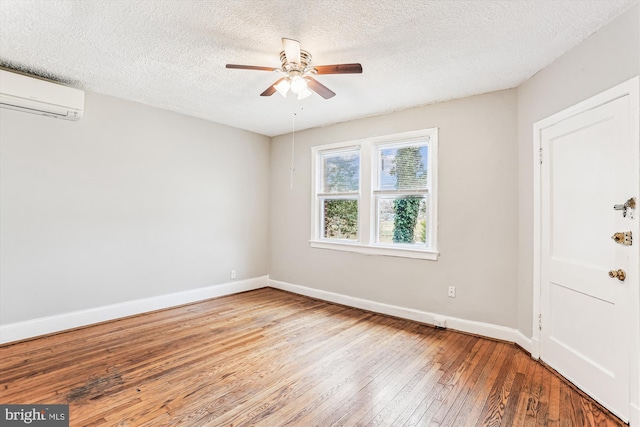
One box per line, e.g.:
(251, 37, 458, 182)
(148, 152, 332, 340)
(280, 50, 312, 72)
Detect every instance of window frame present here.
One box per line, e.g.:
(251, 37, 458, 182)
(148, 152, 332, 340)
(310, 128, 439, 260)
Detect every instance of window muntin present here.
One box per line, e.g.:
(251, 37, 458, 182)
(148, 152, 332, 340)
(311, 129, 438, 260)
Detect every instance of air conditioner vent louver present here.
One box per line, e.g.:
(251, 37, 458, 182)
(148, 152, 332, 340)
(0, 69, 84, 121)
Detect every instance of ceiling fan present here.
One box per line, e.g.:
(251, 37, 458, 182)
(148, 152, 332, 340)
(226, 38, 362, 100)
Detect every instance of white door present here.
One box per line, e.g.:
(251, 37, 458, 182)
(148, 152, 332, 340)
(539, 92, 638, 421)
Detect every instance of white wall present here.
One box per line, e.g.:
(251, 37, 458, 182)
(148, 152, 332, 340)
(270, 89, 519, 328)
(0, 92, 270, 324)
(516, 2, 640, 337)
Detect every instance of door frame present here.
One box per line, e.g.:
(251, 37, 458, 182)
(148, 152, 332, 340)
(532, 76, 640, 424)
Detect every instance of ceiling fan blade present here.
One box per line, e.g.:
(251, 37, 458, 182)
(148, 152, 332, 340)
(260, 78, 286, 96)
(314, 63, 363, 74)
(306, 77, 336, 99)
(282, 38, 301, 65)
(226, 64, 276, 71)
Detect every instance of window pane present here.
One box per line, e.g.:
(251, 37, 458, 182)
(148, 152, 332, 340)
(323, 199, 358, 240)
(322, 151, 360, 193)
(379, 144, 428, 190)
(378, 197, 427, 244)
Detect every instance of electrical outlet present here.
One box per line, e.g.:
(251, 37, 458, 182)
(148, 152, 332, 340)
(230, 270, 237, 280)
(448, 286, 456, 298)
(433, 316, 447, 329)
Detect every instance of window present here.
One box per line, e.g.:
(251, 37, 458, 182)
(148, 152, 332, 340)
(311, 129, 438, 260)
(319, 148, 360, 241)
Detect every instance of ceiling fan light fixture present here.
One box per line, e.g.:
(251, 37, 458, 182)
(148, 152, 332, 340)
(297, 87, 312, 100)
(227, 38, 362, 100)
(274, 79, 290, 97)
(289, 75, 308, 95)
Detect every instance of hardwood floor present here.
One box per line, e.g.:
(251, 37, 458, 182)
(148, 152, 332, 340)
(0, 288, 625, 426)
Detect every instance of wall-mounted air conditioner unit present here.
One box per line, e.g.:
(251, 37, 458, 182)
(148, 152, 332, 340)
(0, 69, 84, 121)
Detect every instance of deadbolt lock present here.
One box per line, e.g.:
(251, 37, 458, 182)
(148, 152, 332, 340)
(608, 269, 626, 281)
(611, 231, 632, 246)
(613, 197, 636, 218)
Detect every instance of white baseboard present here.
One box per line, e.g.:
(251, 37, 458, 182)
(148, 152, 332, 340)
(1, 276, 536, 355)
(268, 279, 533, 353)
(0, 276, 268, 344)
(529, 337, 540, 360)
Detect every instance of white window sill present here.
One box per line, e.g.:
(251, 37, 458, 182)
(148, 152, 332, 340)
(309, 240, 439, 260)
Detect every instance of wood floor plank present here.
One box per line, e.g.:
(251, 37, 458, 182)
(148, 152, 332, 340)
(348, 327, 458, 426)
(184, 316, 392, 426)
(524, 364, 544, 427)
(103, 304, 371, 425)
(184, 312, 396, 426)
(507, 350, 537, 427)
(409, 336, 480, 426)
(434, 339, 497, 426)
(445, 340, 510, 427)
(266, 320, 440, 426)
(4, 298, 333, 404)
(394, 333, 475, 427)
(387, 334, 466, 426)
(0, 288, 627, 427)
(546, 374, 562, 426)
(209, 314, 420, 427)
(474, 345, 521, 427)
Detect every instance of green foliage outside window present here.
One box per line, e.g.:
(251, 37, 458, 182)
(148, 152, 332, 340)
(324, 199, 358, 239)
(390, 146, 426, 244)
(392, 198, 422, 243)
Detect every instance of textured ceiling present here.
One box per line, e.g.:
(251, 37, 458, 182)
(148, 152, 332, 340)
(0, 0, 635, 136)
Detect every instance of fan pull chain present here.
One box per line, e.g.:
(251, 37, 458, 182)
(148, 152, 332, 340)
(290, 112, 296, 190)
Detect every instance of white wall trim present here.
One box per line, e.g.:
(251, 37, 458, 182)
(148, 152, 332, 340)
(632, 403, 640, 427)
(0, 276, 269, 344)
(530, 337, 540, 360)
(268, 278, 533, 354)
(309, 240, 439, 260)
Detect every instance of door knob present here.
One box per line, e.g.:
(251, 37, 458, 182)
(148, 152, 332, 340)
(608, 269, 626, 281)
